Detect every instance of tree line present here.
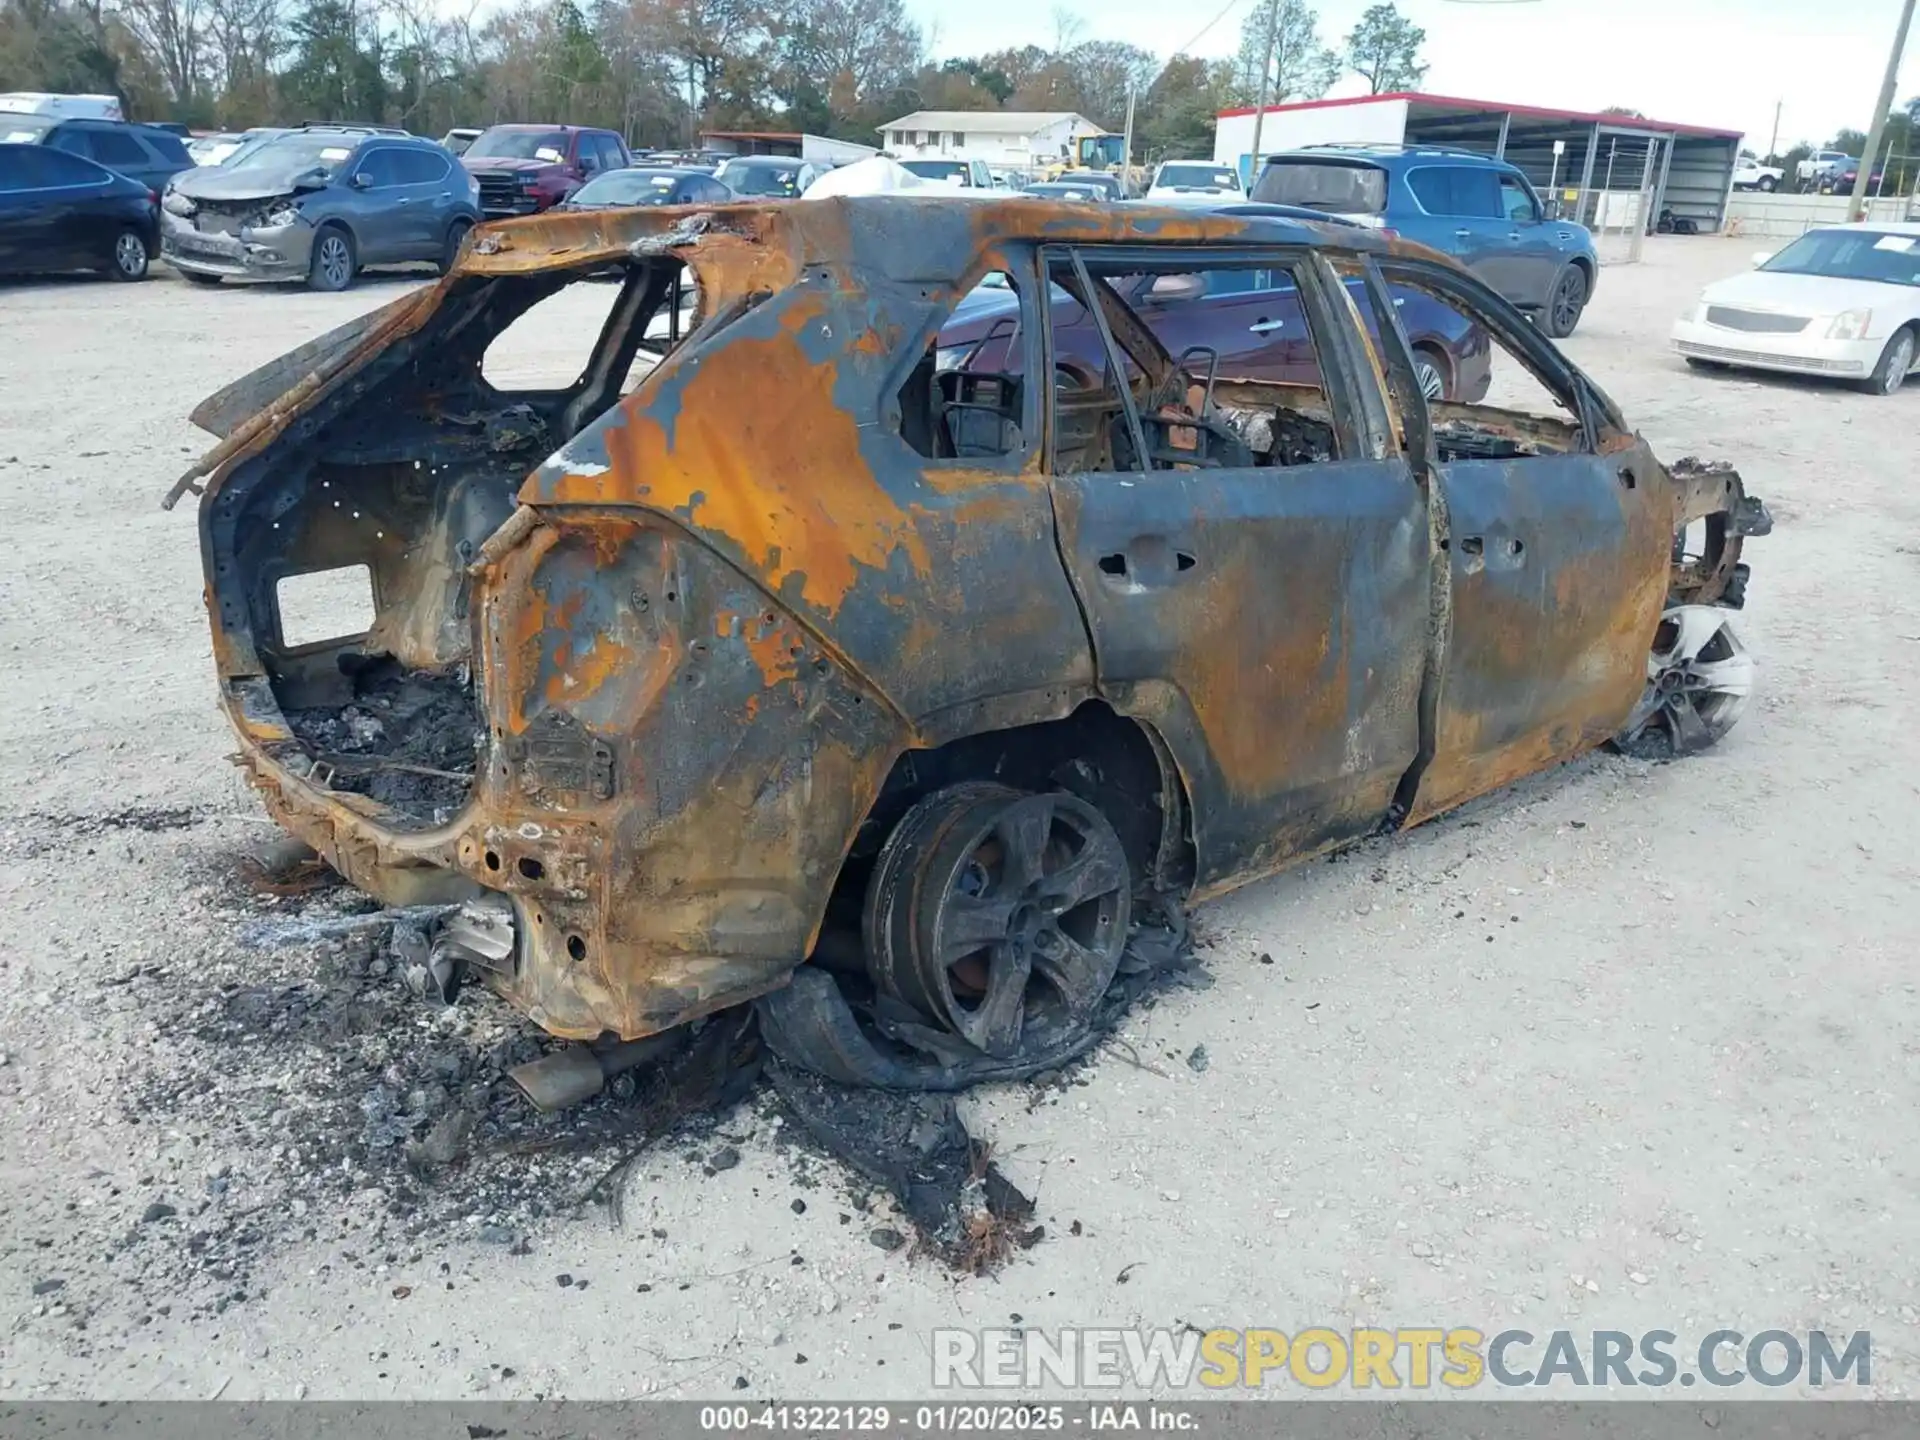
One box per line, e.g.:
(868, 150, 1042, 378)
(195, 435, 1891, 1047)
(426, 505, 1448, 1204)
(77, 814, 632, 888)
(0, 0, 1429, 160)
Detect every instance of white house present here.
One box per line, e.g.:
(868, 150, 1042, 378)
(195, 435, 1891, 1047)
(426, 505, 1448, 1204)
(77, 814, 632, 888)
(875, 111, 1096, 170)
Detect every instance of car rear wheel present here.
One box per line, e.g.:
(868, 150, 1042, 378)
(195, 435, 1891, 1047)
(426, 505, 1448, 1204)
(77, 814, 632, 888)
(438, 218, 472, 275)
(1757, 175, 1777, 192)
(108, 228, 149, 282)
(1411, 344, 1451, 402)
(1861, 326, 1916, 396)
(307, 226, 356, 292)
(1539, 265, 1588, 339)
(863, 783, 1131, 1061)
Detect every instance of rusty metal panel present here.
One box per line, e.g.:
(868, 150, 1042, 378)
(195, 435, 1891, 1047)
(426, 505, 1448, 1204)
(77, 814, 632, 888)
(461, 517, 905, 1038)
(1051, 460, 1430, 894)
(529, 264, 1096, 737)
(1406, 439, 1671, 825)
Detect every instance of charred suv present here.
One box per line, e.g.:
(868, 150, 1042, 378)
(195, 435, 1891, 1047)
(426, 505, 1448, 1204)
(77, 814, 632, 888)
(167, 199, 1770, 1080)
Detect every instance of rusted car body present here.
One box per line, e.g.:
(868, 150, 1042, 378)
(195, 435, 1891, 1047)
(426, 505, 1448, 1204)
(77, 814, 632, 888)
(170, 198, 1766, 1060)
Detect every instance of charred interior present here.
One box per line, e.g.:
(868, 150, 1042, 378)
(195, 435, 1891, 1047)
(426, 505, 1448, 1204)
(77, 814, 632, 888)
(203, 254, 692, 829)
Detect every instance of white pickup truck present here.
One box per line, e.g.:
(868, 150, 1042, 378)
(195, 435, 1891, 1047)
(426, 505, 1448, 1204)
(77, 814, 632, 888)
(1796, 150, 1853, 186)
(1732, 153, 1784, 191)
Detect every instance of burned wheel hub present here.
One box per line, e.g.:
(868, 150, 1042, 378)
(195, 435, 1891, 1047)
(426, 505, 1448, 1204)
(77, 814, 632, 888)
(1615, 605, 1755, 759)
(863, 784, 1132, 1059)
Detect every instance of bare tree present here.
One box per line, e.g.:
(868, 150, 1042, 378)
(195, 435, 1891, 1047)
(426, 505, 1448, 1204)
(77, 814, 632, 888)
(780, 0, 918, 116)
(1049, 4, 1081, 54)
(118, 0, 208, 105)
(202, 0, 281, 120)
(1235, 0, 1337, 106)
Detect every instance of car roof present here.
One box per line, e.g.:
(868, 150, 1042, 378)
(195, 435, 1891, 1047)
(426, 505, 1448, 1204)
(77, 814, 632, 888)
(453, 195, 1404, 286)
(1812, 220, 1920, 235)
(722, 155, 803, 166)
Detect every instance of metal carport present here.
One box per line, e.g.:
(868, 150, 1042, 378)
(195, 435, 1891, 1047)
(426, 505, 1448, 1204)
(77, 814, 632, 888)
(1215, 92, 1743, 233)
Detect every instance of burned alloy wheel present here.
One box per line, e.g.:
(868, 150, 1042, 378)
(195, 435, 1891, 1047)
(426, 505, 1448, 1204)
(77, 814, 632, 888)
(1613, 605, 1754, 759)
(863, 783, 1132, 1060)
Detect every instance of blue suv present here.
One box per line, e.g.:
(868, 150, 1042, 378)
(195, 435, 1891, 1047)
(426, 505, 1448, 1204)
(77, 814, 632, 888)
(1251, 144, 1599, 337)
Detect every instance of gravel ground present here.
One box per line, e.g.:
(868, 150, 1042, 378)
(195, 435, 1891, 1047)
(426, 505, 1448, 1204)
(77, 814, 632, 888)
(0, 240, 1916, 1402)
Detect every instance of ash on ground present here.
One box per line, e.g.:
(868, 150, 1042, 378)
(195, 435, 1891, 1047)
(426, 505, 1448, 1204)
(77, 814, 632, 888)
(101, 858, 762, 1322)
(73, 837, 1202, 1325)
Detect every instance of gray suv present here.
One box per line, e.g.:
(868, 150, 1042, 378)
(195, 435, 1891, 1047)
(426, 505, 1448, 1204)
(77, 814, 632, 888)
(161, 128, 480, 291)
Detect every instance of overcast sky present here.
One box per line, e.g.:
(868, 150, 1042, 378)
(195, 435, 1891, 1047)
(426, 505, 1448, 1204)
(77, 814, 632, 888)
(907, 0, 1918, 155)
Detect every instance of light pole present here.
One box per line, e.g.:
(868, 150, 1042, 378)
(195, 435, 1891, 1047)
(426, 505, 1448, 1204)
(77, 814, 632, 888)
(1246, 0, 1279, 187)
(1849, 0, 1916, 221)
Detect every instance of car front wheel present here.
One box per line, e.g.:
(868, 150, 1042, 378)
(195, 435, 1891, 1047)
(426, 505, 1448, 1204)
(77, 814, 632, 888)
(438, 218, 472, 276)
(1539, 266, 1588, 339)
(108, 228, 150, 282)
(1861, 327, 1916, 396)
(307, 226, 356, 292)
(1613, 605, 1754, 759)
(1757, 175, 1777, 192)
(1412, 344, 1451, 402)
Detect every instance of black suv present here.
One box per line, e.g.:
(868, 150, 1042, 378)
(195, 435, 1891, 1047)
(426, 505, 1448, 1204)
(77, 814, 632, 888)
(5, 116, 193, 192)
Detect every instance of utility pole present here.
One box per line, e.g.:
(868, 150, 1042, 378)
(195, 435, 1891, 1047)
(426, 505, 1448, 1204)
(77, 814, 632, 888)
(1850, 0, 1916, 221)
(1767, 99, 1781, 162)
(1120, 81, 1138, 197)
(1246, 0, 1280, 187)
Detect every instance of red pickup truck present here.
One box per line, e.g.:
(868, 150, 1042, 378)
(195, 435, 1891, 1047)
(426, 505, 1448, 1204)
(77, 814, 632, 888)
(459, 124, 632, 218)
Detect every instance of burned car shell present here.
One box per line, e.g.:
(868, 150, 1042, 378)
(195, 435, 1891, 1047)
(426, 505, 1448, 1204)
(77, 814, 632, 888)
(172, 198, 1765, 1042)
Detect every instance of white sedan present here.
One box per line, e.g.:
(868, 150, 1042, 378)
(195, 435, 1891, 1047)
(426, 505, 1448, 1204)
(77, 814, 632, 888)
(1671, 223, 1920, 395)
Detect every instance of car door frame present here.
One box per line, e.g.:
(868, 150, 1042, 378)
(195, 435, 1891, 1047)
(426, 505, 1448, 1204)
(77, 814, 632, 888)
(0, 147, 71, 272)
(1124, 265, 1311, 384)
(345, 145, 407, 263)
(1495, 170, 1562, 308)
(1038, 238, 1435, 894)
(1403, 163, 1483, 275)
(1352, 252, 1674, 827)
(392, 144, 453, 258)
(16, 145, 116, 269)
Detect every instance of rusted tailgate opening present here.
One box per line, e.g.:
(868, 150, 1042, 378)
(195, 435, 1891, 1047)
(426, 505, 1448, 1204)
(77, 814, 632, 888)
(208, 254, 695, 831)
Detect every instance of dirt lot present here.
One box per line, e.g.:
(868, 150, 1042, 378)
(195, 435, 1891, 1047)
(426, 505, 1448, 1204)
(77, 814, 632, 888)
(1, 238, 1916, 1402)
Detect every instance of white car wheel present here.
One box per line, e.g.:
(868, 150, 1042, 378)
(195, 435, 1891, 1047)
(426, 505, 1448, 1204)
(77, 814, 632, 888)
(1865, 328, 1916, 397)
(1614, 605, 1754, 759)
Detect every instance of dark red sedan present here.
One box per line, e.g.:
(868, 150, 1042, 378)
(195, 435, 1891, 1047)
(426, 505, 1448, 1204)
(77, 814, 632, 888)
(938, 251, 1491, 403)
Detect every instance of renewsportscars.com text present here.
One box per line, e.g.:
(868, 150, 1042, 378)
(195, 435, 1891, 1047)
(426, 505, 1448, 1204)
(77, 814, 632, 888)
(932, 1327, 1871, 1390)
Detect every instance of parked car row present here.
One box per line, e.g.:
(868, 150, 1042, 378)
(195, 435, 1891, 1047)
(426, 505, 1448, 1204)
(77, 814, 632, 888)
(0, 110, 192, 190)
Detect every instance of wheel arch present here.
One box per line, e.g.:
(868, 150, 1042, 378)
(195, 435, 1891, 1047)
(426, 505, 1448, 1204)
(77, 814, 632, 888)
(826, 701, 1197, 933)
(311, 217, 358, 261)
